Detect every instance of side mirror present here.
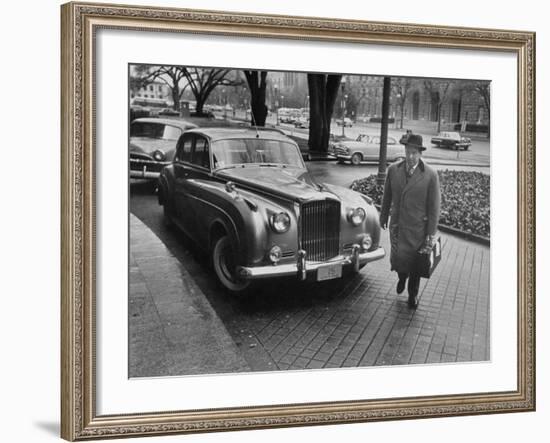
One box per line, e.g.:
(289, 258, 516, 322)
(302, 153, 311, 162)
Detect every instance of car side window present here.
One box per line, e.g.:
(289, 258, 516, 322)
(192, 136, 210, 169)
(176, 135, 193, 163)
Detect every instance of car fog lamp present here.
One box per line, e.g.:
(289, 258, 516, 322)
(361, 234, 373, 251)
(348, 207, 366, 226)
(271, 212, 291, 233)
(268, 246, 283, 264)
(153, 149, 166, 161)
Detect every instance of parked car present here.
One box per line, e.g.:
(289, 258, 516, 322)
(129, 118, 197, 179)
(431, 131, 471, 150)
(130, 105, 151, 122)
(157, 127, 385, 292)
(336, 117, 354, 127)
(332, 134, 404, 165)
(294, 116, 309, 128)
(158, 107, 180, 116)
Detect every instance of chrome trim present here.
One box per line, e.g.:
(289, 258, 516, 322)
(351, 244, 360, 273)
(130, 169, 161, 179)
(297, 249, 306, 281)
(237, 246, 385, 280)
(130, 158, 170, 166)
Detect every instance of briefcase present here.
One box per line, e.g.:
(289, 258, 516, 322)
(416, 236, 442, 278)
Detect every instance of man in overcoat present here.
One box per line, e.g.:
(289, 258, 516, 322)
(379, 134, 441, 308)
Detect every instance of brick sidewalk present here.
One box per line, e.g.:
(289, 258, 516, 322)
(129, 214, 250, 377)
(225, 231, 489, 371)
(129, 207, 489, 376)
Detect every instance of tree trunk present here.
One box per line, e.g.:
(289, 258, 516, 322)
(377, 76, 391, 184)
(307, 74, 341, 152)
(244, 71, 268, 126)
(171, 85, 180, 111)
(195, 96, 205, 115)
(400, 101, 405, 129)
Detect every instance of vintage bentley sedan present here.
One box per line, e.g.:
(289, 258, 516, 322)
(130, 117, 197, 179)
(158, 127, 385, 292)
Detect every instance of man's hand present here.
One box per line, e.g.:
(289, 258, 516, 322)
(379, 216, 387, 230)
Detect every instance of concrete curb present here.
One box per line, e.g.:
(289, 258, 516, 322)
(129, 213, 250, 377)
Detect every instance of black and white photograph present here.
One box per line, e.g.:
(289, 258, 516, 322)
(128, 64, 491, 378)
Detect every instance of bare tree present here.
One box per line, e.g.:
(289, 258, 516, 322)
(243, 70, 268, 126)
(307, 74, 342, 153)
(184, 68, 242, 115)
(129, 65, 155, 97)
(423, 79, 453, 133)
(148, 66, 189, 111)
(474, 81, 491, 138)
(392, 78, 413, 129)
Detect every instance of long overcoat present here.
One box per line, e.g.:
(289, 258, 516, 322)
(379, 159, 441, 274)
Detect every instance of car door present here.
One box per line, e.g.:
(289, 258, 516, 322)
(364, 135, 380, 160)
(184, 134, 213, 244)
(173, 133, 195, 235)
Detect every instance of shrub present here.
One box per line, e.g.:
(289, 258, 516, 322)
(350, 170, 490, 238)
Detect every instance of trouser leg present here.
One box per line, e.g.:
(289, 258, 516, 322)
(407, 273, 421, 307)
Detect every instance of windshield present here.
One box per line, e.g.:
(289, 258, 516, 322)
(130, 122, 182, 140)
(212, 138, 304, 169)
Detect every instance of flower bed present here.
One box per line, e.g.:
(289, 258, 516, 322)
(350, 170, 490, 238)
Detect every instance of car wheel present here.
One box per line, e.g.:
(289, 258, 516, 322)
(212, 235, 250, 293)
(351, 153, 363, 166)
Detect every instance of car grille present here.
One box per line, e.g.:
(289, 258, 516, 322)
(300, 200, 340, 261)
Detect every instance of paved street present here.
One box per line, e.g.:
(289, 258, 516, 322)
(129, 158, 490, 375)
(232, 110, 491, 167)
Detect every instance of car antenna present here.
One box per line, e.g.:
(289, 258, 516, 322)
(249, 104, 260, 138)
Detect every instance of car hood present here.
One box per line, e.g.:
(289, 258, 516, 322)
(216, 166, 345, 203)
(129, 137, 177, 156)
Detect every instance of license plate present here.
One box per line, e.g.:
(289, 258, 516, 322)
(317, 264, 342, 281)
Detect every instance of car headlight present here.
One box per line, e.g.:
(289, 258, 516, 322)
(270, 212, 291, 233)
(347, 207, 366, 226)
(268, 245, 282, 264)
(153, 149, 166, 161)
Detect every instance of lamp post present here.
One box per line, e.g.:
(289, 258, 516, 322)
(340, 77, 347, 137)
(274, 84, 279, 125)
(222, 88, 227, 120)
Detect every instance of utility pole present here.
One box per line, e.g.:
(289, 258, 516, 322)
(377, 76, 391, 184)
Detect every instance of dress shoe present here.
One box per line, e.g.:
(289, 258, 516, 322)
(396, 276, 406, 294)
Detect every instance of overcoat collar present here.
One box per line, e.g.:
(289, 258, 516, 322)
(400, 158, 426, 193)
(397, 158, 426, 172)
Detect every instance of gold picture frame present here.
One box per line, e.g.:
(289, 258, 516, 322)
(61, 1, 536, 440)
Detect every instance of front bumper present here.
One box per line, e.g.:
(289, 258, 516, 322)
(336, 154, 352, 160)
(130, 159, 171, 179)
(237, 245, 385, 281)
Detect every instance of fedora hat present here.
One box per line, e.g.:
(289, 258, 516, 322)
(401, 133, 426, 151)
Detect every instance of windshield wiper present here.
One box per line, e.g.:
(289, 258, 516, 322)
(259, 163, 286, 168)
